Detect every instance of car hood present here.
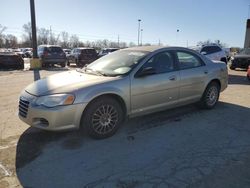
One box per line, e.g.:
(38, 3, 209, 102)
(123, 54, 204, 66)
(234, 54, 250, 59)
(25, 70, 118, 96)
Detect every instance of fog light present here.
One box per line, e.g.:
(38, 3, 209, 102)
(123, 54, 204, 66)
(33, 118, 49, 127)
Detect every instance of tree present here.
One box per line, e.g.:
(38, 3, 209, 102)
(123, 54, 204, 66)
(22, 22, 32, 47)
(60, 31, 69, 48)
(4, 34, 18, 48)
(0, 24, 7, 48)
(69, 34, 80, 48)
(197, 39, 228, 48)
(38, 28, 50, 45)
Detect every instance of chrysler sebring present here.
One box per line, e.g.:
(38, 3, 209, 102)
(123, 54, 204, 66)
(19, 46, 228, 139)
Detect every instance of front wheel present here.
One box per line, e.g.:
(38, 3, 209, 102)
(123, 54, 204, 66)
(200, 82, 220, 109)
(81, 97, 124, 139)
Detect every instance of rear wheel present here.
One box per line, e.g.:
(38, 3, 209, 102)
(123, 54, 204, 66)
(220, 57, 227, 64)
(229, 65, 235, 70)
(61, 62, 66, 67)
(200, 82, 220, 109)
(75, 59, 79, 67)
(81, 97, 124, 139)
(67, 60, 70, 66)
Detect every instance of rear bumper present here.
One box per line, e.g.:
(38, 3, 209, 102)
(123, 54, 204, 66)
(41, 58, 66, 64)
(231, 59, 250, 69)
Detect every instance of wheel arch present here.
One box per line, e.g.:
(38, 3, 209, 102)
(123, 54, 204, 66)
(80, 93, 128, 126)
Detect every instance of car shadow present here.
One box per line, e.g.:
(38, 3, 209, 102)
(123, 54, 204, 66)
(15, 102, 250, 187)
(228, 73, 250, 85)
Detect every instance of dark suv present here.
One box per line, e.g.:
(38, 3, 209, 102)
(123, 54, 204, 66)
(67, 47, 98, 67)
(38, 45, 66, 67)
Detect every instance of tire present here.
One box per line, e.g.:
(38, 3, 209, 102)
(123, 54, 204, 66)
(199, 82, 220, 109)
(220, 57, 227, 64)
(61, 62, 66, 67)
(81, 96, 124, 139)
(229, 65, 235, 70)
(75, 59, 79, 67)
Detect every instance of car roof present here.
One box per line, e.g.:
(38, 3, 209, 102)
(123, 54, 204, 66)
(121, 45, 195, 52)
(76, 47, 95, 50)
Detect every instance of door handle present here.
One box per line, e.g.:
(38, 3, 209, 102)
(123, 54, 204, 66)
(169, 75, 176, 81)
(204, 70, 208, 74)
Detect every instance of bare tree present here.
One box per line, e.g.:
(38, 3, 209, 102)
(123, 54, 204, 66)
(0, 24, 7, 47)
(197, 40, 228, 48)
(69, 34, 80, 48)
(38, 28, 50, 45)
(50, 32, 60, 45)
(60, 31, 69, 48)
(22, 22, 32, 47)
(5, 34, 18, 48)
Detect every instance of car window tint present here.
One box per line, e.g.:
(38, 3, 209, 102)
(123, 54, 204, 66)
(46, 47, 63, 53)
(143, 51, 175, 74)
(201, 46, 221, 54)
(177, 51, 203, 69)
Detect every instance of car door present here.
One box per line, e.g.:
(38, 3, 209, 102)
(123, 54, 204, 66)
(130, 51, 180, 116)
(175, 50, 207, 103)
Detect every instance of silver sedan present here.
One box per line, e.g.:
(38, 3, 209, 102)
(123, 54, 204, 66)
(19, 46, 228, 139)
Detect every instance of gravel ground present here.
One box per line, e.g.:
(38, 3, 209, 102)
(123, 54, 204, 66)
(0, 64, 249, 188)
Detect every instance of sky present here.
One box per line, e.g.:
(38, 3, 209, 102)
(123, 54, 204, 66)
(1, 0, 250, 47)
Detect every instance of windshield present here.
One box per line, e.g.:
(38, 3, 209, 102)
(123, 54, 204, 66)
(84, 50, 148, 76)
(239, 48, 250, 55)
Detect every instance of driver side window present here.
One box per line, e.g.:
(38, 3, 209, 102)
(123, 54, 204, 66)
(143, 51, 175, 74)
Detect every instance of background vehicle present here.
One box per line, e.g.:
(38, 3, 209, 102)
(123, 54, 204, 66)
(67, 47, 98, 67)
(13, 48, 25, 58)
(0, 52, 24, 69)
(63, 48, 71, 55)
(98, 48, 119, 57)
(21, 48, 33, 58)
(38, 45, 66, 68)
(247, 65, 250, 80)
(230, 48, 250, 70)
(200, 45, 227, 64)
(19, 46, 228, 139)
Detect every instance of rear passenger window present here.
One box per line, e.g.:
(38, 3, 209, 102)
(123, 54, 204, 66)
(177, 52, 203, 69)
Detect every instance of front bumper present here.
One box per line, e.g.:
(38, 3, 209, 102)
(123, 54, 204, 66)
(18, 92, 87, 131)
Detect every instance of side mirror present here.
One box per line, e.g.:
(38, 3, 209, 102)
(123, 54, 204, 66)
(201, 51, 207, 55)
(135, 67, 156, 77)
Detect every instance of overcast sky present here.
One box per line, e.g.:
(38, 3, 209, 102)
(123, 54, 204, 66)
(1, 0, 249, 47)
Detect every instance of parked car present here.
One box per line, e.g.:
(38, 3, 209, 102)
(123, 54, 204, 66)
(67, 47, 98, 67)
(98, 48, 119, 57)
(38, 45, 66, 67)
(247, 65, 250, 80)
(63, 48, 71, 55)
(18, 46, 228, 139)
(230, 48, 250, 70)
(13, 48, 26, 58)
(0, 52, 24, 69)
(22, 48, 33, 58)
(200, 45, 227, 64)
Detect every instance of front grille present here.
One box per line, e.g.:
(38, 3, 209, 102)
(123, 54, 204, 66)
(19, 98, 30, 118)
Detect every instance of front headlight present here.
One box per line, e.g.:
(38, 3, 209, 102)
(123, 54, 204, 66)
(35, 94, 75, 108)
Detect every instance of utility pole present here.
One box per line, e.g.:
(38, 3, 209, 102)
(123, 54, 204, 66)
(30, 0, 38, 58)
(140, 29, 143, 46)
(49, 26, 52, 45)
(117, 35, 120, 48)
(137, 19, 141, 46)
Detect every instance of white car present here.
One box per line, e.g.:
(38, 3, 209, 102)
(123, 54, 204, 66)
(200, 45, 227, 64)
